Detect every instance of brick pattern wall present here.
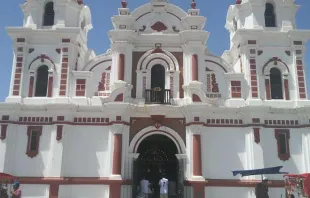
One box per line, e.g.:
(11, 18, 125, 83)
(13, 56, 23, 96)
(76, 79, 86, 97)
(296, 58, 306, 99)
(96, 71, 111, 97)
(249, 57, 258, 98)
(231, 81, 242, 98)
(59, 46, 69, 96)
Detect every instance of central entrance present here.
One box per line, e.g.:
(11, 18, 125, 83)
(132, 134, 184, 198)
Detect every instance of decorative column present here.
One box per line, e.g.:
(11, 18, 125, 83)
(265, 77, 271, 100)
(284, 76, 290, 100)
(111, 124, 124, 177)
(47, 71, 54, 97)
(192, 54, 198, 81)
(28, 74, 34, 97)
(118, 54, 125, 81)
(193, 134, 202, 176)
(113, 133, 123, 175)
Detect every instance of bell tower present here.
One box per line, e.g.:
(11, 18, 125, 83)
(224, 0, 310, 104)
(6, 0, 93, 102)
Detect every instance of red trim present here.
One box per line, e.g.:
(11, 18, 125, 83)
(13, 177, 285, 187)
(118, 54, 125, 81)
(47, 76, 53, 97)
(26, 126, 43, 158)
(109, 183, 121, 198)
(112, 134, 122, 175)
(114, 93, 124, 102)
(0, 124, 8, 140)
(193, 134, 202, 176)
(192, 94, 201, 102)
(28, 55, 57, 71)
(186, 179, 284, 187)
(231, 81, 242, 98)
(192, 182, 205, 198)
(265, 79, 271, 100)
(275, 129, 290, 161)
(28, 76, 34, 97)
(49, 184, 59, 198)
(192, 54, 198, 81)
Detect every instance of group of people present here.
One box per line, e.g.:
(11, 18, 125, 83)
(138, 176, 169, 198)
(0, 182, 21, 198)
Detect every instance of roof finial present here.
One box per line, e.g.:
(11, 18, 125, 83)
(191, 0, 196, 9)
(121, 0, 128, 8)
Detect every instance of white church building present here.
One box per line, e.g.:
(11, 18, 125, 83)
(0, 0, 310, 197)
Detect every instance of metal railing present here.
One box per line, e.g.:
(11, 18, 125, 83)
(145, 89, 171, 104)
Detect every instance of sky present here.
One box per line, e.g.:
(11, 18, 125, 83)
(0, 0, 309, 101)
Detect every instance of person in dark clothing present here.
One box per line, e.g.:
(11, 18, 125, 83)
(255, 177, 269, 198)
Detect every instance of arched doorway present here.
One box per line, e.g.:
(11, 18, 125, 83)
(132, 134, 184, 198)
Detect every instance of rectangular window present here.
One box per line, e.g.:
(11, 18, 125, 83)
(29, 130, 39, 151)
(278, 133, 287, 154)
(275, 129, 290, 161)
(231, 81, 242, 98)
(26, 126, 42, 158)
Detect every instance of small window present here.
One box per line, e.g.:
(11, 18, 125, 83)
(29, 130, 39, 151)
(265, 3, 276, 27)
(270, 68, 283, 99)
(43, 2, 55, 26)
(35, 65, 49, 97)
(275, 129, 290, 161)
(26, 126, 42, 158)
(278, 133, 287, 154)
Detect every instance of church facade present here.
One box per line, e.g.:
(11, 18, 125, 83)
(0, 0, 310, 197)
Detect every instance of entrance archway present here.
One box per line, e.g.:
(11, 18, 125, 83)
(132, 134, 184, 198)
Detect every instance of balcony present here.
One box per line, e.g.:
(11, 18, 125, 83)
(145, 89, 171, 104)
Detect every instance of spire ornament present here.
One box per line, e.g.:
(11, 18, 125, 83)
(191, 0, 196, 9)
(121, 0, 128, 8)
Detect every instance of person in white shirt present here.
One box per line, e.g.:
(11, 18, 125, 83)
(158, 176, 169, 198)
(140, 176, 150, 198)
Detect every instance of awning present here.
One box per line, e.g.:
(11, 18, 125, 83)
(232, 166, 288, 177)
(0, 173, 15, 180)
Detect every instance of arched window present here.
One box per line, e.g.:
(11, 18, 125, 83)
(35, 66, 49, 97)
(43, 2, 55, 26)
(265, 3, 276, 27)
(270, 68, 283, 99)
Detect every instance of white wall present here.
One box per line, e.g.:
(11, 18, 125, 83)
(200, 126, 306, 180)
(59, 185, 109, 198)
(201, 127, 247, 179)
(206, 187, 253, 198)
(62, 126, 111, 177)
(9, 125, 53, 177)
(20, 184, 49, 198)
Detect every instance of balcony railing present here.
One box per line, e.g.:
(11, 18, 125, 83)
(145, 89, 171, 104)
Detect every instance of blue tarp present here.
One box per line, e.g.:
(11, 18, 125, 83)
(232, 166, 288, 177)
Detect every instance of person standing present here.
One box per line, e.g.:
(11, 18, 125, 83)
(11, 182, 22, 198)
(158, 176, 169, 198)
(140, 176, 150, 198)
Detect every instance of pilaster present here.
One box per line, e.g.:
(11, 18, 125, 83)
(48, 124, 64, 177)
